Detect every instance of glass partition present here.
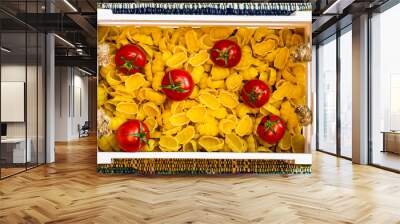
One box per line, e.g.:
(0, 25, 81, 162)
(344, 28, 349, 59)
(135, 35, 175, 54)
(0, 0, 46, 179)
(317, 36, 337, 155)
(370, 4, 400, 171)
(339, 27, 352, 158)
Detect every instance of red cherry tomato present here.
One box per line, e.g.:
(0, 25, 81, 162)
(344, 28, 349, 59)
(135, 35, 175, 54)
(257, 115, 286, 144)
(161, 69, 194, 101)
(210, 39, 241, 68)
(115, 44, 147, 75)
(241, 80, 271, 108)
(115, 119, 150, 152)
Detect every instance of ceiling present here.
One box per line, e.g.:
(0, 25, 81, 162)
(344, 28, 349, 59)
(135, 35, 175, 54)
(0, 0, 394, 73)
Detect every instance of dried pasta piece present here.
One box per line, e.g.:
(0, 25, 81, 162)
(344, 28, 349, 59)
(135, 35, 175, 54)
(185, 30, 200, 53)
(132, 33, 153, 45)
(176, 126, 195, 144)
(166, 51, 187, 68)
(143, 139, 157, 152)
(144, 63, 153, 81)
(207, 78, 225, 89)
(116, 102, 138, 115)
(218, 91, 239, 109)
(163, 126, 182, 136)
(105, 71, 122, 86)
(225, 73, 243, 91)
(235, 115, 253, 136)
(210, 107, 227, 119)
(246, 135, 256, 152)
(144, 117, 158, 132)
(188, 50, 209, 66)
(291, 134, 305, 153)
(183, 140, 198, 152)
(225, 133, 247, 153)
(159, 136, 180, 151)
(186, 105, 207, 123)
(169, 112, 190, 126)
(278, 131, 291, 150)
(218, 119, 235, 135)
(142, 102, 161, 117)
(241, 67, 258, 80)
(191, 66, 205, 84)
(282, 69, 297, 84)
(199, 34, 214, 50)
(253, 39, 276, 56)
(198, 136, 224, 152)
(125, 74, 146, 91)
(199, 93, 220, 110)
(211, 66, 230, 80)
(144, 88, 166, 105)
(274, 47, 290, 69)
(108, 116, 126, 131)
(196, 122, 219, 137)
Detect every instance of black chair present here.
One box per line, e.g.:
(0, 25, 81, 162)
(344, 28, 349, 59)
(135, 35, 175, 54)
(79, 121, 90, 138)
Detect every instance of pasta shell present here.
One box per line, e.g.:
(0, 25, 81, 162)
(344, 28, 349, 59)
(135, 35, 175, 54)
(274, 47, 290, 69)
(218, 119, 235, 135)
(188, 50, 209, 66)
(211, 66, 230, 80)
(185, 30, 200, 53)
(169, 112, 190, 126)
(198, 136, 224, 152)
(176, 126, 195, 144)
(218, 91, 239, 109)
(291, 134, 305, 153)
(183, 140, 198, 152)
(116, 102, 138, 115)
(199, 93, 220, 110)
(142, 102, 161, 117)
(108, 116, 126, 131)
(125, 74, 146, 91)
(225, 74, 243, 91)
(235, 115, 253, 136)
(186, 105, 207, 123)
(225, 133, 247, 153)
(166, 52, 188, 68)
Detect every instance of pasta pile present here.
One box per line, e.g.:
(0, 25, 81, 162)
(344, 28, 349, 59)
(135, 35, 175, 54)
(97, 26, 308, 153)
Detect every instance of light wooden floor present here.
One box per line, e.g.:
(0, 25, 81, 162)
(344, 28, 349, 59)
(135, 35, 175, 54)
(1, 136, 400, 224)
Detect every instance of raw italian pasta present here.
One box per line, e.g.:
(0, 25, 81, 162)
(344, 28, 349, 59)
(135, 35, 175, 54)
(98, 26, 308, 153)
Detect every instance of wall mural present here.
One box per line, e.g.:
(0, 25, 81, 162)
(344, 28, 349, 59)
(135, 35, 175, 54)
(97, 3, 313, 175)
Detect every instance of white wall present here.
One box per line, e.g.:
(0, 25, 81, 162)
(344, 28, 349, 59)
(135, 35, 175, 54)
(54, 67, 89, 141)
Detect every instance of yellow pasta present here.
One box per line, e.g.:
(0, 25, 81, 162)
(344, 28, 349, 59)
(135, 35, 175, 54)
(98, 26, 308, 153)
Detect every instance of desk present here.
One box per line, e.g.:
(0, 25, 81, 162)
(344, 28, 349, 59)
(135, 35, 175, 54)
(1, 138, 31, 163)
(382, 131, 400, 154)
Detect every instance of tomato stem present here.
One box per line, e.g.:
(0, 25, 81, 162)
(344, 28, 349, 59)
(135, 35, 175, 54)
(214, 46, 232, 66)
(245, 89, 262, 104)
(129, 121, 149, 146)
(160, 71, 189, 93)
(120, 55, 140, 72)
(264, 116, 277, 135)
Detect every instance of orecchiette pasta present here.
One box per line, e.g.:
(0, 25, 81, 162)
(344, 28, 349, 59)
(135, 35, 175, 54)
(98, 26, 308, 153)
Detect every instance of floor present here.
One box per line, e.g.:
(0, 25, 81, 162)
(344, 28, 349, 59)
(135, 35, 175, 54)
(372, 150, 400, 171)
(0, 137, 400, 224)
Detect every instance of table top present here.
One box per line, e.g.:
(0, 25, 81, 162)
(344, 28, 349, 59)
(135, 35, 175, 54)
(381, 131, 400, 134)
(1, 138, 29, 143)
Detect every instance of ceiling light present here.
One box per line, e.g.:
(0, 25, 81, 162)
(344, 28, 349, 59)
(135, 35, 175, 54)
(63, 0, 78, 12)
(1, 47, 11, 53)
(54, 34, 75, 48)
(78, 67, 93, 76)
